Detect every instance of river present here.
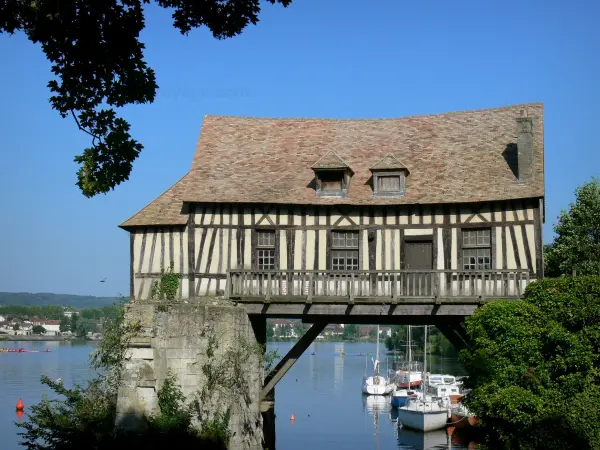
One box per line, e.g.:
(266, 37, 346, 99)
(1, 340, 472, 450)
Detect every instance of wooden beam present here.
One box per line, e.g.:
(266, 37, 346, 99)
(191, 220, 535, 230)
(261, 321, 327, 399)
(242, 302, 480, 317)
(533, 198, 544, 278)
(130, 233, 135, 300)
(188, 206, 196, 297)
(436, 323, 471, 351)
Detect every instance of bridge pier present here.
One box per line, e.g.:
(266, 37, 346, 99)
(115, 300, 265, 450)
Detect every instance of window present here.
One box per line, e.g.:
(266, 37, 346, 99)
(256, 230, 276, 270)
(373, 171, 406, 196)
(331, 231, 359, 271)
(462, 228, 491, 270)
(318, 170, 345, 195)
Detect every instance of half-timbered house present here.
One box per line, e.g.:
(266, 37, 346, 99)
(120, 102, 544, 302)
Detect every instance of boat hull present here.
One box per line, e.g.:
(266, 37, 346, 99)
(362, 384, 394, 395)
(397, 408, 449, 432)
(362, 376, 394, 395)
(450, 411, 479, 428)
(391, 396, 409, 408)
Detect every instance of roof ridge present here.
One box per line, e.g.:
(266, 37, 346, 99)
(202, 102, 544, 122)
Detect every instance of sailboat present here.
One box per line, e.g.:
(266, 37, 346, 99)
(362, 325, 394, 395)
(391, 326, 423, 408)
(396, 325, 451, 431)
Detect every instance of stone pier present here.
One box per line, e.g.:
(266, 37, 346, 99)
(115, 299, 265, 450)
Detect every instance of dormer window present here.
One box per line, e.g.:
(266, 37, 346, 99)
(320, 170, 344, 192)
(370, 154, 409, 197)
(312, 151, 353, 197)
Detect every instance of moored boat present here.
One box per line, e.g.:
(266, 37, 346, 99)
(396, 326, 451, 432)
(362, 325, 394, 395)
(390, 388, 421, 408)
(397, 397, 451, 432)
(449, 397, 479, 429)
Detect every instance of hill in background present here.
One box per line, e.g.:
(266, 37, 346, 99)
(0, 292, 121, 308)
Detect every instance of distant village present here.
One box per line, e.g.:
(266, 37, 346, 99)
(0, 306, 106, 340)
(268, 319, 392, 341)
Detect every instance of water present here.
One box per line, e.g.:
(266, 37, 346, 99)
(1, 340, 472, 450)
(271, 341, 470, 450)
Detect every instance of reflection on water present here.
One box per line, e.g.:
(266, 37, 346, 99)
(333, 343, 344, 394)
(397, 428, 451, 450)
(2, 340, 468, 450)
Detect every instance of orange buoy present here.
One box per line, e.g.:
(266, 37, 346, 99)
(290, 414, 295, 422)
(16, 398, 24, 411)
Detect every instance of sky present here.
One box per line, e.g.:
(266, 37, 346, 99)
(0, 0, 599, 296)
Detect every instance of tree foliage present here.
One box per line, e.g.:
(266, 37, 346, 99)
(385, 325, 458, 357)
(32, 325, 46, 334)
(343, 324, 359, 340)
(0, 0, 292, 197)
(459, 277, 600, 449)
(544, 178, 600, 277)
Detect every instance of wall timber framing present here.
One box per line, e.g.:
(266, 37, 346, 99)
(128, 198, 544, 299)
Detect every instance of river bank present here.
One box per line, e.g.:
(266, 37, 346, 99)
(0, 335, 101, 342)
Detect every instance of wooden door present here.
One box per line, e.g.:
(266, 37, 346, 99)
(403, 241, 433, 296)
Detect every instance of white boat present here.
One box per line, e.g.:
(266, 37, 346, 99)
(424, 380, 461, 399)
(397, 325, 451, 432)
(427, 374, 458, 385)
(397, 397, 451, 432)
(362, 325, 395, 395)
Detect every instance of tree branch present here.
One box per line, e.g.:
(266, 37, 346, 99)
(70, 110, 103, 145)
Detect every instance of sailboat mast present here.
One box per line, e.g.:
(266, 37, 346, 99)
(408, 325, 412, 369)
(423, 325, 428, 394)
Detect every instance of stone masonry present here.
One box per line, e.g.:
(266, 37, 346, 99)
(115, 299, 264, 450)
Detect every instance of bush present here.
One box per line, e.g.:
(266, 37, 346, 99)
(459, 277, 600, 449)
(16, 301, 230, 450)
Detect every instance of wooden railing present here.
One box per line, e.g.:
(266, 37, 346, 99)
(225, 269, 533, 301)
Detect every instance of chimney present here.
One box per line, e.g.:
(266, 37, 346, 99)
(516, 116, 534, 183)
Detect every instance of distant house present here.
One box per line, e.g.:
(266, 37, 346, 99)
(380, 327, 392, 338)
(323, 324, 344, 337)
(0, 321, 10, 333)
(0, 315, 6, 322)
(32, 319, 61, 336)
(269, 319, 298, 338)
(63, 310, 75, 318)
(6, 322, 33, 336)
(358, 325, 392, 338)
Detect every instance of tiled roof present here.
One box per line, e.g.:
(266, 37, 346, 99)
(370, 154, 409, 172)
(311, 151, 352, 170)
(120, 102, 544, 228)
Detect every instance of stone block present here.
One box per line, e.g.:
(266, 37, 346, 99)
(127, 347, 154, 360)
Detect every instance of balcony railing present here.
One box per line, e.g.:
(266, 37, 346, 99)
(225, 269, 533, 301)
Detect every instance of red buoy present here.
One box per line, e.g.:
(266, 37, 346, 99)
(290, 414, 295, 423)
(16, 398, 24, 411)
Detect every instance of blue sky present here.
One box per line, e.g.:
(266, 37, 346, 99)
(0, 0, 598, 296)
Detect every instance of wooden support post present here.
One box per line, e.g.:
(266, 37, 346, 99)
(249, 316, 267, 348)
(436, 323, 471, 351)
(261, 321, 328, 400)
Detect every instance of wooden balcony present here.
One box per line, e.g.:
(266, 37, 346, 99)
(225, 269, 533, 303)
